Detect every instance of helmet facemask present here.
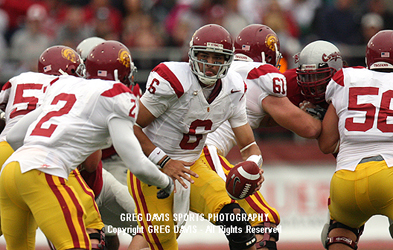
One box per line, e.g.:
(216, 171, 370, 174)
(296, 63, 336, 104)
(261, 42, 282, 69)
(76, 62, 86, 78)
(115, 59, 137, 87)
(189, 44, 234, 86)
(295, 40, 343, 104)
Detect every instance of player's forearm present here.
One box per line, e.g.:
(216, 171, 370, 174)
(318, 104, 339, 154)
(109, 118, 169, 188)
(133, 124, 158, 157)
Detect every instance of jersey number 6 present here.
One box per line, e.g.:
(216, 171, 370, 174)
(180, 119, 213, 149)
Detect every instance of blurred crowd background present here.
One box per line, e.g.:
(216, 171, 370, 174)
(1, 0, 392, 140)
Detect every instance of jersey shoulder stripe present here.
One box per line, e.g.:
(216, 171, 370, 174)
(332, 69, 344, 87)
(247, 64, 281, 80)
(1, 81, 11, 91)
(101, 83, 132, 97)
(152, 63, 185, 98)
(49, 77, 60, 86)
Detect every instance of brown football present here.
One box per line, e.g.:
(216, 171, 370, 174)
(226, 161, 261, 200)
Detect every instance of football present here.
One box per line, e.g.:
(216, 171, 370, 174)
(226, 161, 261, 200)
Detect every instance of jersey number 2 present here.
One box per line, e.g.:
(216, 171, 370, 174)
(31, 93, 76, 137)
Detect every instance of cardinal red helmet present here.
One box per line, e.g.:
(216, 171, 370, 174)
(296, 40, 343, 104)
(85, 40, 136, 86)
(234, 24, 281, 67)
(366, 30, 393, 70)
(38, 45, 83, 76)
(188, 24, 234, 86)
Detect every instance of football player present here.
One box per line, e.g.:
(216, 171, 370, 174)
(0, 45, 108, 249)
(77, 39, 142, 250)
(1, 41, 173, 250)
(200, 24, 322, 250)
(284, 40, 344, 121)
(318, 30, 393, 250)
(130, 24, 262, 250)
(0, 45, 108, 248)
(284, 40, 347, 247)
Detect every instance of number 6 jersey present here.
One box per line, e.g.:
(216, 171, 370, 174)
(326, 67, 393, 171)
(141, 62, 248, 162)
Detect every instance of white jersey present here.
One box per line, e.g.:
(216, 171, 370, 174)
(141, 62, 248, 162)
(6, 75, 138, 179)
(0, 72, 57, 142)
(326, 67, 393, 171)
(205, 61, 287, 156)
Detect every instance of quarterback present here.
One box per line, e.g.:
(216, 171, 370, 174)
(130, 24, 262, 250)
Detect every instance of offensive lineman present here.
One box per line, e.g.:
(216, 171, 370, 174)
(318, 30, 393, 249)
(1, 41, 173, 250)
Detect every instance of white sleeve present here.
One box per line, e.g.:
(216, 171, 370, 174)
(228, 92, 248, 129)
(101, 169, 135, 213)
(6, 107, 42, 150)
(108, 117, 170, 188)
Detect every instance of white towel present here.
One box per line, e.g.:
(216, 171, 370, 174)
(207, 145, 226, 181)
(173, 177, 190, 228)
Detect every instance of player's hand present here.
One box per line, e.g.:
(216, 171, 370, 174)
(299, 100, 315, 111)
(157, 175, 174, 199)
(253, 168, 264, 195)
(299, 101, 326, 120)
(162, 159, 198, 191)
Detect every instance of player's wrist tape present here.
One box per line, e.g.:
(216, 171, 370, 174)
(148, 147, 167, 165)
(240, 141, 257, 153)
(333, 141, 340, 154)
(159, 155, 171, 169)
(246, 155, 263, 168)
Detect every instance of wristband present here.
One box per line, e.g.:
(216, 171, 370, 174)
(240, 141, 257, 153)
(333, 141, 340, 154)
(148, 147, 166, 165)
(159, 155, 171, 169)
(246, 155, 263, 168)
